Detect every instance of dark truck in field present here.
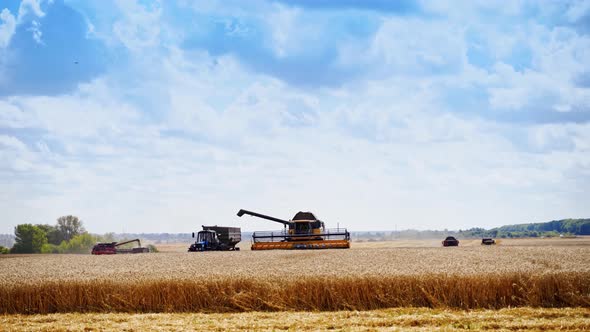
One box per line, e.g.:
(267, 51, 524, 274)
(481, 238, 496, 245)
(188, 225, 241, 251)
(442, 236, 459, 247)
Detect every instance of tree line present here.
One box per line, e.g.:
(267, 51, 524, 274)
(351, 218, 590, 241)
(458, 218, 590, 238)
(1, 215, 113, 254)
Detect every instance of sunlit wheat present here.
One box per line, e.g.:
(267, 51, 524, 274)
(1, 246, 589, 313)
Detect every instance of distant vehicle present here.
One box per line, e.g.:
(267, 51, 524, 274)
(188, 226, 241, 251)
(91, 239, 149, 255)
(442, 236, 459, 247)
(481, 238, 496, 245)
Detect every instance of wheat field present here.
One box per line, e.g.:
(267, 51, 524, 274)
(2, 245, 590, 283)
(1, 241, 590, 314)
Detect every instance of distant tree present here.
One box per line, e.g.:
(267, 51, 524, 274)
(64, 233, 96, 254)
(0, 245, 9, 254)
(56, 215, 85, 242)
(11, 224, 47, 253)
(40, 243, 60, 254)
(36, 224, 63, 245)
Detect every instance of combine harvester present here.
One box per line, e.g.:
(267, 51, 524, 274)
(237, 209, 350, 250)
(91, 239, 149, 255)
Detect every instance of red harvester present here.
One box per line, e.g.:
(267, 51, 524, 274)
(91, 239, 149, 255)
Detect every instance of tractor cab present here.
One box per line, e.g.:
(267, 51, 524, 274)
(194, 229, 219, 243)
(189, 230, 219, 251)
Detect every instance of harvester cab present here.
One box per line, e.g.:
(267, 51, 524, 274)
(237, 209, 350, 250)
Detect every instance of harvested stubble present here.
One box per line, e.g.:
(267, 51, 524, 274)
(3, 308, 590, 331)
(1, 246, 590, 314)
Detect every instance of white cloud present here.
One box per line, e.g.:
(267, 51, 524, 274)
(421, 0, 525, 18)
(487, 24, 590, 113)
(0, 135, 27, 151)
(0, 0, 48, 50)
(84, 18, 95, 38)
(0, 99, 39, 128)
(0, 9, 16, 48)
(27, 20, 43, 44)
(17, 0, 45, 23)
(566, 0, 590, 22)
(404, 1, 590, 117)
(3, 43, 588, 234)
(7, 79, 140, 139)
(487, 63, 549, 110)
(344, 17, 466, 77)
(0, 135, 41, 177)
(528, 123, 590, 152)
(266, 4, 300, 57)
(112, 0, 162, 51)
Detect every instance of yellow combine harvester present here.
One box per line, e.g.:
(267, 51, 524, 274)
(237, 209, 350, 250)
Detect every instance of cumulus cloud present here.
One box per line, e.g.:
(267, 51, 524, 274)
(367, 17, 465, 75)
(266, 4, 300, 57)
(566, 0, 590, 23)
(487, 24, 590, 114)
(17, 0, 45, 23)
(112, 0, 162, 51)
(0, 9, 16, 48)
(0, 135, 27, 151)
(0, 0, 46, 48)
(3, 43, 588, 233)
(27, 20, 43, 44)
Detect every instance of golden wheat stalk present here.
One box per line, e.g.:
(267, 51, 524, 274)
(1, 273, 589, 314)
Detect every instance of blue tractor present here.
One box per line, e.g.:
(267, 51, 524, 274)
(188, 226, 241, 251)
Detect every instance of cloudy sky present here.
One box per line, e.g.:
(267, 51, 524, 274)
(0, 0, 589, 234)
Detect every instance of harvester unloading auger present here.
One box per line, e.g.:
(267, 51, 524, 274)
(237, 209, 350, 250)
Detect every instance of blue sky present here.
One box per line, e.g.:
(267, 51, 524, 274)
(0, 0, 589, 234)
